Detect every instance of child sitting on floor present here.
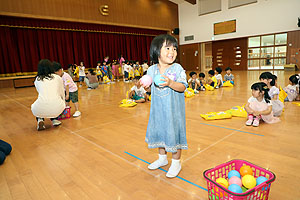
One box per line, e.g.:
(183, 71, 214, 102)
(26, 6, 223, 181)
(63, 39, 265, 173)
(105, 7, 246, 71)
(129, 77, 146, 103)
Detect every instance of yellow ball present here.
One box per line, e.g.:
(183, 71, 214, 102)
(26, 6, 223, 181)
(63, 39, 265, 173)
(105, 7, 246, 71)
(242, 175, 256, 189)
(216, 178, 229, 188)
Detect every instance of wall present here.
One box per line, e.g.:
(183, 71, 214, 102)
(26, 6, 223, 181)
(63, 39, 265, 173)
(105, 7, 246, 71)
(0, 0, 178, 31)
(178, 0, 300, 45)
(287, 30, 300, 68)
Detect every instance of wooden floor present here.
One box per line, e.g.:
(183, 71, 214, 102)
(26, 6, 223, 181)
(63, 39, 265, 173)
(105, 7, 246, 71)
(0, 70, 299, 200)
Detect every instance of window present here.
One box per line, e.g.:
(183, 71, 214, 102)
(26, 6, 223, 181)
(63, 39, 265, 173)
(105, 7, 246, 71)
(247, 33, 287, 70)
(248, 37, 260, 48)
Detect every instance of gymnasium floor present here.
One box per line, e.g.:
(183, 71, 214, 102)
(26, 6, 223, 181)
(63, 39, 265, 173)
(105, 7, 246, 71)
(0, 70, 299, 200)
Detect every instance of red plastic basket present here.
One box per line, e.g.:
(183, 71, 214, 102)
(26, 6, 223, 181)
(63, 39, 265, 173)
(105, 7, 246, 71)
(57, 107, 71, 120)
(203, 159, 276, 200)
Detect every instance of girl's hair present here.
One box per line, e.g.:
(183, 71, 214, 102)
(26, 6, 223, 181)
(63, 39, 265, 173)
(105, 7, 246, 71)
(225, 67, 232, 71)
(189, 71, 197, 77)
(251, 82, 271, 103)
(36, 59, 54, 81)
(215, 67, 222, 74)
(149, 34, 178, 64)
(52, 61, 63, 72)
(259, 72, 275, 86)
(208, 70, 215, 76)
(199, 72, 205, 78)
(88, 68, 96, 75)
(289, 74, 300, 85)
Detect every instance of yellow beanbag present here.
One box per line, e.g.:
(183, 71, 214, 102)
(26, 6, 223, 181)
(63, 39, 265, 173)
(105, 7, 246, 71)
(227, 106, 247, 118)
(119, 99, 137, 107)
(292, 102, 300, 106)
(184, 88, 195, 98)
(223, 81, 234, 87)
(204, 84, 214, 91)
(200, 111, 232, 120)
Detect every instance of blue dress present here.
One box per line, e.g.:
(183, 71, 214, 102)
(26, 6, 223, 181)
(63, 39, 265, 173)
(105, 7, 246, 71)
(145, 63, 188, 153)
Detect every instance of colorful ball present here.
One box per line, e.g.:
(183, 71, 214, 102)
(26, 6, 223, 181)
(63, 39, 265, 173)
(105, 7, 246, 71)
(229, 176, 242, 187)
(242, 175, 256, 189)
(239, 165, 253, 177)
(140, 75, 152, 87)
(228, 184, 243, 193)
(216, 178, 229, 188)
(256, 176, 268, 191)
(241, 186, 248, 193)
(154, 75, 166, 87)
(228, 170, 241, 179)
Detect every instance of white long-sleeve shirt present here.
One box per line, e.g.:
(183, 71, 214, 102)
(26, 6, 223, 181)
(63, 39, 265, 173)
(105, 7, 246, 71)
(31, 74, 65, 118)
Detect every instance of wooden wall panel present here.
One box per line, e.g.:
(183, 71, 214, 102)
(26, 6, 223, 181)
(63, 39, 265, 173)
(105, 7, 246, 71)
(212, 37, 247, 70)
(0, 0, 178, 31)
(287, 30, 300, 68)
(179, 43, 200, 71)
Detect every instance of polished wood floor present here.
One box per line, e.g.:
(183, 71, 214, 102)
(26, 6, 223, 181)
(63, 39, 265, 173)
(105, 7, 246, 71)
(0, 71, 299, 200)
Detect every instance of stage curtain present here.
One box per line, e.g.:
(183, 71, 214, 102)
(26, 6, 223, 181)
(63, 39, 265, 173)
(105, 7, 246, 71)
(0, 15, 166, 76)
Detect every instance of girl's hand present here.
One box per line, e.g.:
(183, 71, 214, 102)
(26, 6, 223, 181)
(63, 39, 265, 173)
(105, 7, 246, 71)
(253, 111, 261, 116)
(66, 94, 69, 100)
(160, 75, 173, 87)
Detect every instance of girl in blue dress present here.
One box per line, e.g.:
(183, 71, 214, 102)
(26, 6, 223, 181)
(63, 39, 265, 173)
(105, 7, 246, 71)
(145, 34, 188, 178)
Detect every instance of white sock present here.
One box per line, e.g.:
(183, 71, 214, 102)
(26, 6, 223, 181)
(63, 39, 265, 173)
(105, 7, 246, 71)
(166, 159, 181, 178)
(148, 154, 168, 170)
(158, 154, 167, 162)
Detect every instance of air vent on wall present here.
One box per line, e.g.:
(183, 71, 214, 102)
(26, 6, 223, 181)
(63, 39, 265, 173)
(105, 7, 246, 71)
(184, 35, 194, 41)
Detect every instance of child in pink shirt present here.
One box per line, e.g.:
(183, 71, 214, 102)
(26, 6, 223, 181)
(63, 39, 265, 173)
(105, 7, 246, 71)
(53, 62, 81, 117)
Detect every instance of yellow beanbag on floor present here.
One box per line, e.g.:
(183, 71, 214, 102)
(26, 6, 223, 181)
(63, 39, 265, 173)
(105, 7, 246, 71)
(227, 106, 247, 118)
(204, 84, 214, 91)
(223, 81, 234, 87)
(103, 75, 110, 84)
(200, 111, 232, 120)
(119, 99, 137, 107)
(292, 102, 300, 106)
(185, 88, 195, 98)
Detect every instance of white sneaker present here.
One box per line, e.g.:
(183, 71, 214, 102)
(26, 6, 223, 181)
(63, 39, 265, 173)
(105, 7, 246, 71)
(166, 159, 181, 178)
(37, 118, 45, 131)
(87, 87, 92, 90)
(148, 159, 168, 170)
(79, 85, 82, 88)
(52, 120, 61, 126)
(73, 111, 81, 117)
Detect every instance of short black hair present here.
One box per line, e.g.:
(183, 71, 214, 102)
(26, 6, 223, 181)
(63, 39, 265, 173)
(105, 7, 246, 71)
(289, 74, 300, 85)
(36, 59, 54, 81)
(53, 61, 63, 72)
(208, 70, 215, 76)
(189, 71, 197, 77)
(215, 67, 222, 74)
(225, 67, 232, 71)
(133, 76, 141, 81)
(149, 34, 178, 64)
(88, 68, 96, 75)
(199, 73, 205, 78)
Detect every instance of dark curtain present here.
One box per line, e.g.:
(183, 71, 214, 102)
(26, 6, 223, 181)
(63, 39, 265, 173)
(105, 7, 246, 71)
(0, 15, 166, 75)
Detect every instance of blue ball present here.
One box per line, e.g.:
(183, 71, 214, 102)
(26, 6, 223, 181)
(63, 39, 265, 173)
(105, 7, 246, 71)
(256, 176, 268, 191)
(228, 170, 241, 179)
(228, 184, 243, 193)
(154, 75, 166, 87)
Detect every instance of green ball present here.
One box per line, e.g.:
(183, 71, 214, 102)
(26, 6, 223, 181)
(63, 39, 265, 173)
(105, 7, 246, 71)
(242, 186, 248, 193)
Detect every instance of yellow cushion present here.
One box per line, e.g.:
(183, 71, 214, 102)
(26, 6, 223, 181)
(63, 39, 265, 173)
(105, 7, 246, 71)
(227, 106, 247, 118)
(204, 84, 215, 91)
(279, 86, 288, 103)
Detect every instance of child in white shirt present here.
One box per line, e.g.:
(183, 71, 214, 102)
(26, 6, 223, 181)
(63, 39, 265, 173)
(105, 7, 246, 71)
(129, 77, 146, 103)
(215, 67, 223, 88)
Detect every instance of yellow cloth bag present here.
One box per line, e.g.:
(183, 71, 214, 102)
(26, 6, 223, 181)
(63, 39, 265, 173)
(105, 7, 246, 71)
(184, 88, 195, 98)
(119, 99, 137, 107)
(200, 111, 232, 120)
(204, 84, 215, 91)
(278, 86, 288, 103)
(227, 106, 247, 118)
(103, 75, 110, 83)
(223, 81, 234, 87)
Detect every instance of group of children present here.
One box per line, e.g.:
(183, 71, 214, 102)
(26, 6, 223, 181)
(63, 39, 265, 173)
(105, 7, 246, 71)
(187, 67, 234, 92)
(245, 72, 299, 127)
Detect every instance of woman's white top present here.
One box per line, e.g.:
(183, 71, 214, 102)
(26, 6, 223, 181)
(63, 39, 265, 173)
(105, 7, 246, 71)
(31, 74, 66, 118)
